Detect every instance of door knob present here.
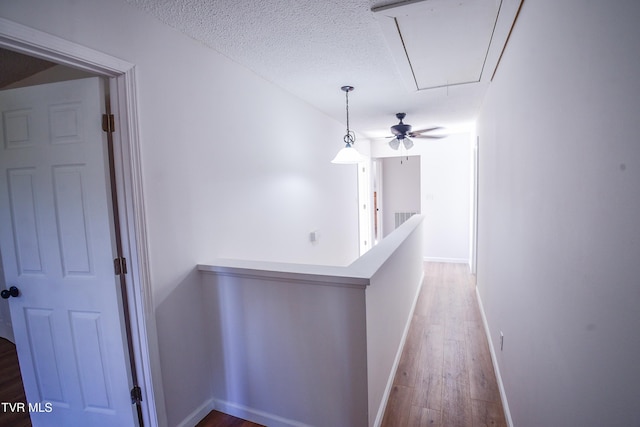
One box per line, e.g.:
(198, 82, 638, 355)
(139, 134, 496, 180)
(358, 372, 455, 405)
(1, 286, 19, 299)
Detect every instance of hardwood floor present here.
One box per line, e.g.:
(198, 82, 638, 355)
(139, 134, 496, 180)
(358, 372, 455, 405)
(381, 262, 506, 427)
(0, 337, 31, 427)
(196, 410, 265, 427)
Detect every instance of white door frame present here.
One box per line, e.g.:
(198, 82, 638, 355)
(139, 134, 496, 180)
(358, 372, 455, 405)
(0, 17, 166, 427)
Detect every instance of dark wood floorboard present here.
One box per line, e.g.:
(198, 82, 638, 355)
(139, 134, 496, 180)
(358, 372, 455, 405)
(381, 262, 507, 427)
(196, 410, 265, 427)
(0, 337, 31, 427)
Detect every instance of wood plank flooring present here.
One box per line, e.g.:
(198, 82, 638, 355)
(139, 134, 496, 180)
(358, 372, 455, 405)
(0, 337, 31, 427)
(381, 262, 506, 427)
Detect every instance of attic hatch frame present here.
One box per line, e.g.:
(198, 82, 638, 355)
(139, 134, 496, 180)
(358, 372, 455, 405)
(0, 17, 164, 427)
(372, 0, 524, 92)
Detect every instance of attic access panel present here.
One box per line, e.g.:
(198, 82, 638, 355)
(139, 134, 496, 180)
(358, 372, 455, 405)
(373, 0, 523, 91)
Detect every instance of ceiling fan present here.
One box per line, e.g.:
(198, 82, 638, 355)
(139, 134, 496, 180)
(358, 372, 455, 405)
(388, 113, 446, 150)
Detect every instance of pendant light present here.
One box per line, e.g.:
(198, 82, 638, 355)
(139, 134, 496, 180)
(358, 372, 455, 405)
(331, 86, 364, 164)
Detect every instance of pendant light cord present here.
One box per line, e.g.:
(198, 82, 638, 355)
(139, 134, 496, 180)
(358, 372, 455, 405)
(343, 86, 355, 145)
(345, 88, 350, 134)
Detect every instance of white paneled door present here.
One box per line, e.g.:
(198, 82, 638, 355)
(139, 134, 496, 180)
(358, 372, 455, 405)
(0, 78, 135, 426)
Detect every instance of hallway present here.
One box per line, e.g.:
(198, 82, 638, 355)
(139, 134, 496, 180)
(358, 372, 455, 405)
(381, 262, 506, 427)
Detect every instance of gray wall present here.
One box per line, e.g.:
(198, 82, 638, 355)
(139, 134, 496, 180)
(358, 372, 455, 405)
(476, 1, 640, 426)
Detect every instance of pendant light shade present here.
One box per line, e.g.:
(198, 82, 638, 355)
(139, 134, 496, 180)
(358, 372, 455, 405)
(331, 85, 363, 164)
(331, 143, 363, 164)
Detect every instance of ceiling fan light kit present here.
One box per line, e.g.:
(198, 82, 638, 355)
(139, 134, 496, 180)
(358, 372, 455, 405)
(331, 86, 364, 164)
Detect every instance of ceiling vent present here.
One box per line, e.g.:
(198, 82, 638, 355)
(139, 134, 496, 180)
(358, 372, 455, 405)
(373, 0, 523, 92)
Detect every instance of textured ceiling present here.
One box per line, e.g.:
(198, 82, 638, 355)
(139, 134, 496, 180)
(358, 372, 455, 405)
(125, 0, 496, 139)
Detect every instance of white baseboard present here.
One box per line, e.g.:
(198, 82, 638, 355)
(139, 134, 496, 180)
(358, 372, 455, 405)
(182, 397, 311, 427)
(423, 256, 469, 264)
(373, 271, 426, 427)
(212, 398, 312, 427)
(475, 286, 514, 427)
(176, 398, 214, 427)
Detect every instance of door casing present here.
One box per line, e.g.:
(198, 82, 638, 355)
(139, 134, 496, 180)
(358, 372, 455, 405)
(0, 17, 166, 427)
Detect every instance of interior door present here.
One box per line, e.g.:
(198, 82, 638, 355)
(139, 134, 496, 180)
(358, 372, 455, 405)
(0, 77, 135, 426)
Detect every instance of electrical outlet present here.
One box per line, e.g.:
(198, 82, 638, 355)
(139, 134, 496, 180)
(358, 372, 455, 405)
(500, 331, 504, 351)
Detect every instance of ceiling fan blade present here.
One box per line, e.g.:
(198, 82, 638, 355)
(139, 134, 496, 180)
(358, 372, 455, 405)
(411, 134, 448, 139)
(389, 138, 400, 150)
(403, 138, 414, 150)
(410, 126, 445, 134)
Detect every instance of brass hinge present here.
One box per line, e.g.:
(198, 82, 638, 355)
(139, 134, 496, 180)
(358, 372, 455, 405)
(130, 385, 143, 404)
(102, 114, 115, 133)
(114, 257, 128, 275)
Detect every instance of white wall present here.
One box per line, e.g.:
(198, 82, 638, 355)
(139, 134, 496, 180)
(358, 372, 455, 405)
(381, 156, 420, 237)
(420, 133, 471, 262)
(0, 2, 360, 426)
(476, 1, 640, 426)
(372, 132, 472, 262)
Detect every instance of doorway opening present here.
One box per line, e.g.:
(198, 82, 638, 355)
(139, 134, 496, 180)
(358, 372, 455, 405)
(0, 62, 141, 426)
(0, 18, 161, 427)
(379, 155, 421, 239)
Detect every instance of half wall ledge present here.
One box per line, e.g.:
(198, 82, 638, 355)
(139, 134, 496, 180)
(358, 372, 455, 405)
(197, 214, 424, 286)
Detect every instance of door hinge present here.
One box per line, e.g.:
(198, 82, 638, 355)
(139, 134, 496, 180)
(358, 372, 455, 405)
(102, 114, 115, 133)
(114, 257, 128, 275)
(131, 385, 143, 404)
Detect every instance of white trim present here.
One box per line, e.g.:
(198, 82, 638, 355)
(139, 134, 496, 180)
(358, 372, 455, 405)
(0, 18, 131, 76)
(470, 135, 479, 274)
(372, 0, 524, 89)
(198, 261, 369, 288)
(190, 396, 337, 427)
(0, 18, 164, 427)
(423, 256, 469, 264)
(110, 70, 167, 427)
(475, 286, 514, 427)
(212, 398, 314, 427)
(373, 270, 425, 427)
(371, 11, 418, 93)
(175, 399, 214, 427)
